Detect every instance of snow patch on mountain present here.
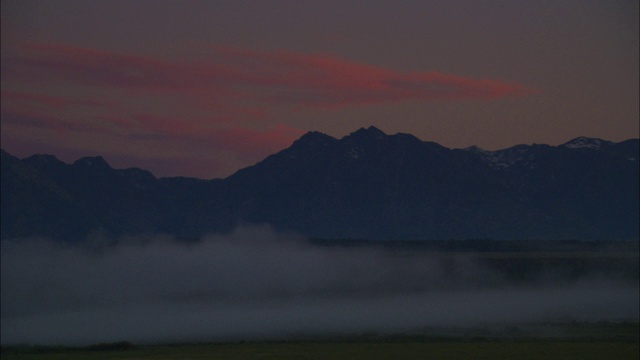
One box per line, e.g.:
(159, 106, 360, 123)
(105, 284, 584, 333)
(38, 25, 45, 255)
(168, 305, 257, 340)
(465, 145, 533, 170)
(562, 137, 611, 150)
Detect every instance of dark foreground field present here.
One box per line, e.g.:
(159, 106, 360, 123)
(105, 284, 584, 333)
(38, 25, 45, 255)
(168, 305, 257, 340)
(2, 340, 638, 360)
(3, 322, 638, 360)
(1, 342, 638, 360)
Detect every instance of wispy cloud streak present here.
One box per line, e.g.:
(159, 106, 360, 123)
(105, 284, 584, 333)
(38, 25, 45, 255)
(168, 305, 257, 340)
(1, 41, 534, 177)
(4, 42, 534, 109)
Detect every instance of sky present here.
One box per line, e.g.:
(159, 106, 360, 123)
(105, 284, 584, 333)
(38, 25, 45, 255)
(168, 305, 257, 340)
(1, 0, 638, 179)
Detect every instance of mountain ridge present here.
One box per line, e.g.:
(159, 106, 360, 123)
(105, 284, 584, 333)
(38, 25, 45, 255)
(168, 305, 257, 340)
(2, 129, 638, 242)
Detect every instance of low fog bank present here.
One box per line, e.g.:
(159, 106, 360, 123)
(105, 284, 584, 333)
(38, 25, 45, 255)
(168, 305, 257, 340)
(2, 227, 638, 345)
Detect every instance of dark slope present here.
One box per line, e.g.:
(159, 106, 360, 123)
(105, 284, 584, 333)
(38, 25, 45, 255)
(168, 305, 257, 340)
(2, 128, 638, 241)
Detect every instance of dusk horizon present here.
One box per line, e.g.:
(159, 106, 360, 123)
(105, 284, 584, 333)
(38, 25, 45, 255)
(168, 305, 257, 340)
(2, 1, 638, 178)
(1, 1, 638, 356)
(2, 127, 638, 180)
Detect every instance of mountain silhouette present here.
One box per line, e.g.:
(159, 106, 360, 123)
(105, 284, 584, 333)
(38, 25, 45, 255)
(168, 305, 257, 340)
(2, 127, 638, 242)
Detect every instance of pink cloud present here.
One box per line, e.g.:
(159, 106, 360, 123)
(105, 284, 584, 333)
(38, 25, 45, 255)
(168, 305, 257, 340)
(1, 41, 536, 178)
(2, 92, 301, 160)
(4, 43, 209, 90)
(209, 124, 306, 158)
(2, 105, 303, 177)
(211, 45, 535, 108)
(58, 110, 301, 157)
(1, 106, 118, 138)
(3, 42, 534, 111)
(1, 90, 106, 109)
(105, 113, 304, 159)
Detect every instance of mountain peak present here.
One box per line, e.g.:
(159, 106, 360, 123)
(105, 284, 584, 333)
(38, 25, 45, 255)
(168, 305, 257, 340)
(72, 156, 111, 169)
(292, 131, 337, 148)
(347, 126, 387, 140)
(298, 131, 336, 141)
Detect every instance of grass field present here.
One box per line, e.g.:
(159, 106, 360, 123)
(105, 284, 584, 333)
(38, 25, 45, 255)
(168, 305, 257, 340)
(3, 322, 638, 360)
(2, 340, 639, 360)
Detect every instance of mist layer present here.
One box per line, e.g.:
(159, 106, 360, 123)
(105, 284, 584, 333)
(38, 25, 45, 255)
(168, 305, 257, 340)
(2, 227, 638, 345)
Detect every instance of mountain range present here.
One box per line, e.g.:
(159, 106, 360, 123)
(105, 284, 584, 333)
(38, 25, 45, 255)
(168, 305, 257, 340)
(2, 126, 638, 242)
